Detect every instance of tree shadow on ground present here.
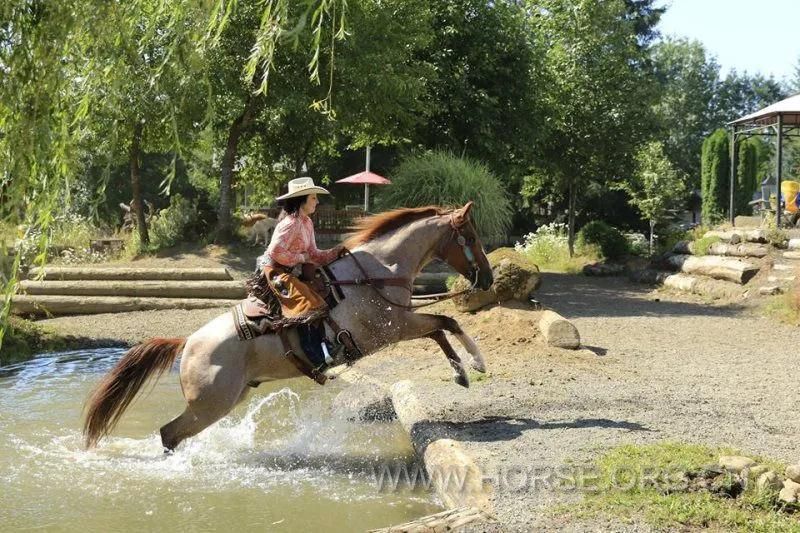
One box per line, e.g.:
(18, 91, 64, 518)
(536, 273, 748, 319)
(412, 416, 653, 445)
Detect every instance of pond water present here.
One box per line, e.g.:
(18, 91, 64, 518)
(0, 348, 441, 531)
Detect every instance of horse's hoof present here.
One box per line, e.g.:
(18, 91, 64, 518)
(454, 374, 469, 388)
(471, 359, 486, 373)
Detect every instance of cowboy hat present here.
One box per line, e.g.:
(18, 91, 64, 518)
(275, 177, 330, 201)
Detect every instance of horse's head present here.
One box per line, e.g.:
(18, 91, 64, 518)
(437, 202, 494, 291)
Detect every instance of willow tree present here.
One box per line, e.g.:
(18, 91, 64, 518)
(0, 0, 347, 348)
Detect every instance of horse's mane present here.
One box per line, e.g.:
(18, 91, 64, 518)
(344, 206, 452, 249)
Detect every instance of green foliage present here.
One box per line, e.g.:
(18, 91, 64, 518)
(1, 317, 73, 365)
(573, 442, 797, 532)
(379, 151, 512, 242)
(515, 223, 599, 273)
(651, 38, 720, 186)
(147, 195, 199, 251)
(692, 235, 722, 256)
(701, 129, 730, 224)
(576, 221, 629, 260)
(736, 138, 760, 215)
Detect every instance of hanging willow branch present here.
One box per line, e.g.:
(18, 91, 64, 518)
(0, 0, 348, 349)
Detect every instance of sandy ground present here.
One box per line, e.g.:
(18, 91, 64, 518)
(30, 247, 800, 530)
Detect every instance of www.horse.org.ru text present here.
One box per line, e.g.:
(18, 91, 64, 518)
(372, 462, 690, 494)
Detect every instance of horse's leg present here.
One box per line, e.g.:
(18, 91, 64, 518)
(404, 313, 486, 372)
(160, 333, 249, 451)
(427, 330, 469, 388)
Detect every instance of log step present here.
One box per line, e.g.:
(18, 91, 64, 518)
(28, 266, 233, 281)
(631, 270, 744, 299)
(663, 254, 759, 284)
(703, 229, 767, 243)
(673, 240, 768, 258)
(18, 280, 246, 299)
(11, 295, 239, 316)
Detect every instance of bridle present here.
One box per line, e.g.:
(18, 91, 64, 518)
(328, 214, 483, 310)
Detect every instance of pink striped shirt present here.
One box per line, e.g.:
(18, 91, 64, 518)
(265, 214, 338, 267)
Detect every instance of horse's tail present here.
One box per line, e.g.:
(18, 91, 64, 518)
(83, 337, 186, 448)
(241, 213, 267, 227)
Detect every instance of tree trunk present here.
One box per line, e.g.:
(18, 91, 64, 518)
(11, 295, 240, 316)
(28, 266, 233, 281)
(216, 96, 257, 243)
(130, 121, 148, 245)
(19, 280, 246, 299)
(567, 178, 576, 257)
(649, 218, 655, 256)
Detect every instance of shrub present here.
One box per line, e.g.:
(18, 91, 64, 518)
(576, 221, 628, 260)
(624, 232, 649, 256)
(515, 222, 598, 273)
(148, 194, 199, 251)
(378, 151, 512, 242)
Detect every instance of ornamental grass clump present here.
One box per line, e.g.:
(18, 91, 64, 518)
(379, 151, 512, 242)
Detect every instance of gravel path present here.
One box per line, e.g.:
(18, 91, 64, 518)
(345, 273, 800, 530)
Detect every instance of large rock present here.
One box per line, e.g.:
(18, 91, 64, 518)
(757, 471, 783, 492)
(331, 383, 395, 422)
(786, 464, 800, 483)
(779, 479, 800, 503)
(453, 248, 540, 312)
(718, 455, 756, 473)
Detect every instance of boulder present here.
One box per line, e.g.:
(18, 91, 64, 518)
(331, 383, 396, 422)
(453, 248, 541, 312)
(780, 479, 800, 503)
(748, 464, 770, 478)
(786, 464, 800, 483)
(718, 455, 756, 473)
(756, 471, 783, 492)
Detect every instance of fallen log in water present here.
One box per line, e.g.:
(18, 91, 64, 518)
(28, 266, 233, 281)
(663, 254, 759, 284)
(369, 506, 495, 533)
(11, 295, 239, 316)
(19, 280, 246, 299)
(673, 240, 768, 258)
(703, 229, 768, 243)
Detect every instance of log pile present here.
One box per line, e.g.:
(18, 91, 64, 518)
(662, 254, 759, 284)
(672, 240, 768, 258)
(13, 267, 243, 316)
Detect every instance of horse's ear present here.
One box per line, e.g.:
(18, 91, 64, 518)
(452, 201, 474, 226)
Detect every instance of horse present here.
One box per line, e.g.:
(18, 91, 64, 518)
(83, 202, 494, 451)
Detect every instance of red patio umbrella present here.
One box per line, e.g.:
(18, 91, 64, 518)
(335, 146, 391, 211)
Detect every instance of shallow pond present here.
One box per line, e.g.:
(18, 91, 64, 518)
(0, 348, 441, 531)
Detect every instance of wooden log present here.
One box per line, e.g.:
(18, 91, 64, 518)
(369, 506, 495, 533)
(673, 240, 768, 258)
(784, 251, 800, 260)
(538, 310, 580, 349)
(661, 273, 743, 299)
(28, 266, 233, 281)
(663, 254, 759, 284)
(11, 295, 239, 316)
(703, 229, 767, 243)
(631, 270, 744, 299)
(19, 280, 246, 299)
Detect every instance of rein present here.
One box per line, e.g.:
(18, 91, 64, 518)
(329, 215, 480, 310)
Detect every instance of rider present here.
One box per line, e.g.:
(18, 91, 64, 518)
(258, 177, 344, 317)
